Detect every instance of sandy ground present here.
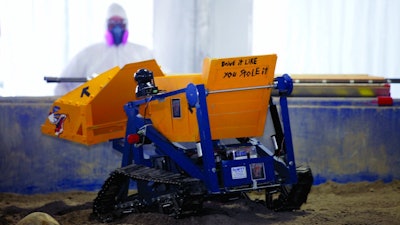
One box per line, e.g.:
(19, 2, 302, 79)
(1, 180, 399, 225)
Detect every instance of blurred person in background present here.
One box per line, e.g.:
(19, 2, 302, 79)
(54, 3, 153, 95)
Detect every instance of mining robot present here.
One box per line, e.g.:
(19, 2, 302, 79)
(42, 54, 313, 222)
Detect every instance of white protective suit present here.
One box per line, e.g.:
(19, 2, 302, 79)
(54, 3, 153, 96)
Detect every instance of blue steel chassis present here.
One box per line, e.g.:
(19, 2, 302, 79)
(112, 74, 297, 195)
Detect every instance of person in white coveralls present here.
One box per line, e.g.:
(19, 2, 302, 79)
(54, 3, 153, 95)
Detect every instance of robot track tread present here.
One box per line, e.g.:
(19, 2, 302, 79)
(92, 164, 205, 222)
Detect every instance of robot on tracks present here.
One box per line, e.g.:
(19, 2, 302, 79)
(42, 54, 313, 222)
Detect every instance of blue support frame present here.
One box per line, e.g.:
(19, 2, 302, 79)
(115, 74, 298, 194)
(193, 84, 220, 193)
(276, 74, 297, 184)
(279, 96, 298, 184)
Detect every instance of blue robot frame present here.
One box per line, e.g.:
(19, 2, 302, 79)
(112, 74, 298, 195)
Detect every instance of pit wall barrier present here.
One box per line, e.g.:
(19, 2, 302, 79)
(0, 97, 399, 194)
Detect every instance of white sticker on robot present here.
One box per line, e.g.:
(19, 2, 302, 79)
(231, 166, 247, 179)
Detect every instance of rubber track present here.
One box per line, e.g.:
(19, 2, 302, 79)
(93, 164, 202, 222)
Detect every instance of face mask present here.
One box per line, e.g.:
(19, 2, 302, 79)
(111, 24, 125, 45)
(105, 18, 128, 46)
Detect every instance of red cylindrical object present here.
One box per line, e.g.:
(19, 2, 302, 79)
(377, 96, 393, 106)
(127, 134, 140, 144)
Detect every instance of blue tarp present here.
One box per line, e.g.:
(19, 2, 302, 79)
(0, 97, 399, 194)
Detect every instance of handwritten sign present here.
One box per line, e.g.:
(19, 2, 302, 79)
(219, 57, 270, 79)
(206, 54, 277, 90)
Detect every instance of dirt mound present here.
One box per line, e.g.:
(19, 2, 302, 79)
(1, 180, 399, 225)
